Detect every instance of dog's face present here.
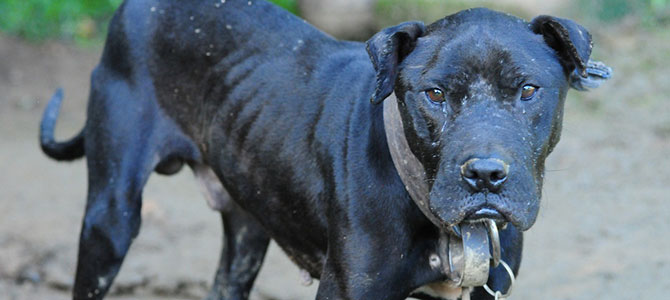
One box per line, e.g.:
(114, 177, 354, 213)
(368, 8, 599, 230)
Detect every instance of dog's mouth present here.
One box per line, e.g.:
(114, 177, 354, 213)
(445, 206, 509, 238)
(428, 188, 540, 232)
(464, 206, 507, 224)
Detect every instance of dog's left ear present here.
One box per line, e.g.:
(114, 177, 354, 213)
(366, 21, 425, 104)
(568, 59, 612, 91)
(530, 15, 592, 78)
(530, 16, 612, 90)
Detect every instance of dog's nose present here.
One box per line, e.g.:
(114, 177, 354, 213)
(460, 158, 509, 192)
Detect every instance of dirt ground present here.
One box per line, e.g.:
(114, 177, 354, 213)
(1, 14, 669, 300)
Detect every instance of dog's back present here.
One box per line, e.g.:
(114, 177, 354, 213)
(99, 0, 377, 163)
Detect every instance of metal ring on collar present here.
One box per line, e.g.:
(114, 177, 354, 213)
(485, 219, 501, 268)
(483, 259, 515, 299)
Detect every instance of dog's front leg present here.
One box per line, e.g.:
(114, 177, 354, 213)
(316, 255, 409, 300)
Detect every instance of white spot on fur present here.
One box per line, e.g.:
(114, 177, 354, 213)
(299, 269, 313, 286)
(414, 283, 467, 300)
(468, 78, 495, 100)
(292, 39, 304, 51)
(98, 276, 107, 288)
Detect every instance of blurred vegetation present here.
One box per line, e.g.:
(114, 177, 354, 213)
(574, 0, 670, 25)
(0, 0, 668, 43)
(0, 0, 123, 43)
(270, 0, 298, 15)
(0, 0, 297, 43)
(375, 0, 534, 28)
(376, 0, 670, 28)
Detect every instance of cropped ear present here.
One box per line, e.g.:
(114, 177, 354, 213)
(530, 15, 592, 77)
(366, 21, 425, 104)
(569, 59, 612, 91)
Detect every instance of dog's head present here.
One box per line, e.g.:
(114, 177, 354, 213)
(367, 8, 608, 230)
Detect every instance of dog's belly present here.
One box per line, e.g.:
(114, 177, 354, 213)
(193, 163, 327, 276)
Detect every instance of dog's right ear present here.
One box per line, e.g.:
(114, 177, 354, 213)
(366, 21, 425, 104)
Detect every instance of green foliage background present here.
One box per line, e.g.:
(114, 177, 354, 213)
(576, 0, 670, 24)
(0, 0, 668, 42)
(0, 0, 298, 42)
(0, 0, 123, 42)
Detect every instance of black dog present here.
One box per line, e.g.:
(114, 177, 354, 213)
(40, 1, 609, 299)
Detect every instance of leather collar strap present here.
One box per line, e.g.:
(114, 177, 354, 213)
(383, 93, 442, 227)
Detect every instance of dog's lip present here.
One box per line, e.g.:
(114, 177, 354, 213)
(444, 207, 508, 238)
(464, 207, 507, 223)
(430, 192, 535, 231)
(437, 205, 511, 234)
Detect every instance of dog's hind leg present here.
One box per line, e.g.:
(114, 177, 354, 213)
(206, 208, 270, 300)
(193, 165, 270, 300)
(72, 74, 200, 299)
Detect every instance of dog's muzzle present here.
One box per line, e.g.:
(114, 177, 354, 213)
(383, 94, 514, 297)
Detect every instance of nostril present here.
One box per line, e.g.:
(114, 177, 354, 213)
(490, 170, 506, 182)
(462, 168, 477, 179)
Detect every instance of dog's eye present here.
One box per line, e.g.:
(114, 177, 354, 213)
(520, 85, 538, 101)
(425, 88, 445, 103)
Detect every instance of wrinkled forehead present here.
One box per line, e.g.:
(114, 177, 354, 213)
(401, 11, 566, 88)
(421, 7, 544, 52)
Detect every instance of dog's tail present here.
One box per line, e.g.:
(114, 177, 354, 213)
(39, 88, 85, 161)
